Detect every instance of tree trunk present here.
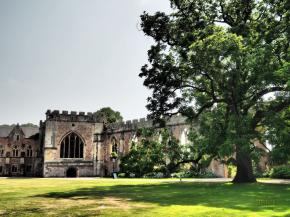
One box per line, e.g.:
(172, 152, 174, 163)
(233, 149, 256, 183)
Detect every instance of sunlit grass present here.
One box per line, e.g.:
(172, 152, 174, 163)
(0, 178, 289, 216)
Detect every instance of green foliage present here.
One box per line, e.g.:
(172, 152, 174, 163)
(120, 128, 208, 177)
(228, 165, 237, 178)
(143, 172, 165, 178)
(117, 173, 126, 178)
(119, 128, 165, 177)
(269, 165, 290, 179)
(93, 107, 123, 123)
(110, 151, 118, 159)
(262, 107, 290, 165)
(171, 170, 218, 178)
(20, 123, 38, 127)
(139, 0, 290, 182)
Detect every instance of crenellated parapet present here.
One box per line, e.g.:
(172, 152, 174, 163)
(45, 109, 189, 132)
(106, 118, 153, 133)
(106, 114, 188, 133)
(45, 110, 102, 123)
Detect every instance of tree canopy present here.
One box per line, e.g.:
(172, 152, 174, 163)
(93, 107, 123, 123)
(139, 0, 290, 183)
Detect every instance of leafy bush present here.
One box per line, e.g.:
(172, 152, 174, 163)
(269, 165, 290, 179)
(129, 173, 136, 178)
(227, 165, 237, 178)
(200, 171, 218, 178)
(118, 173, 126, 178)
(171, 171, 196, 178)
(262, 169, 271, 178)
(143, 172, 164, 178)
(171, 170, 218, 178)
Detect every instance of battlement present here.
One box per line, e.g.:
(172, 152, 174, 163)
(45, 110, 101, 123)
(45, 109, 189, 129)
(106, 114, 188, 132)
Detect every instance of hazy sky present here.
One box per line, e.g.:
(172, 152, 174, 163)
(0, 0, 171, 125)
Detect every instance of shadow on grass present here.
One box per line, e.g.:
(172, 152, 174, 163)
(34, 181, 290, 213)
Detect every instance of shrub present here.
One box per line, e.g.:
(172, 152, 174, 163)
(143, 172, 164, 178)
(269, 165, 290, 179)
(227, 165, 237, 178)
(129, 173, 136, 178)
(118, 173, 126, 178)
(171, 170, 218, 178)
(199, 171, 218, 178)
(171, 171, 196, 178)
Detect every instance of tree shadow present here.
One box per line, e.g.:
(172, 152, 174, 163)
(33, 181, 290, 213)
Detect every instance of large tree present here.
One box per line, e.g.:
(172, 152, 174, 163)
(139, 0, 290, 183)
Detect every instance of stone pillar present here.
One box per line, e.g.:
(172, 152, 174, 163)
(93, 141, 97, 176)
(95, 134, 103, 177)
(96, 142, 102, 176)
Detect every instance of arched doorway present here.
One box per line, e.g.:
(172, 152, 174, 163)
(66, 167, 77, 177)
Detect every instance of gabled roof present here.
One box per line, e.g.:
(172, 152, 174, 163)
(0, 125, 39, 139)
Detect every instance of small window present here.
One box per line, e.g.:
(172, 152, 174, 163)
(12, 146, 19, 157)
(6, 152, 10, 157)
(26, 145, 33, 157)
(0, 149, 4, 157)
(21, 152, 26, 157)
(11, 165, 18, 173)
(16, 135, 20, 141)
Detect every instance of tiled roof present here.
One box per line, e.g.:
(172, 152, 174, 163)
(0, 125, 39, 138)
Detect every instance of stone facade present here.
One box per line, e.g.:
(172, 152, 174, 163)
(42, 110, 103, 177)
(0, 110, 228, 178)
(0, 125, 43, 177)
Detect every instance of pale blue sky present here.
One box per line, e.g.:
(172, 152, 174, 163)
(0, 0, 171, 125)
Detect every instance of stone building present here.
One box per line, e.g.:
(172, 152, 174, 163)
(0, 124, 43, 176)
(0, 110, 228, 178)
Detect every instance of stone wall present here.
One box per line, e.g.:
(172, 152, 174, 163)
(100, 115, 228, 177)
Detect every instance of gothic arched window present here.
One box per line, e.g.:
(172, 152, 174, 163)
(60, 132, 84, 158)
(112, 138, 118, 153)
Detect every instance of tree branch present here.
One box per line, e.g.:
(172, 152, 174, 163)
(252, 97, 290, 129)
(244, 86, 288, 113)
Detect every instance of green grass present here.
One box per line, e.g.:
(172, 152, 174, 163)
(0, 178, 289, 217)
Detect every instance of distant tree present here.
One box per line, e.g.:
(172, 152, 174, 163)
(0, 124, 14, 127)
(139, 0, 290, 182)
(21, 123, 38, 127)
(0, 123, 38, 127)
(93, 107, 123, 123)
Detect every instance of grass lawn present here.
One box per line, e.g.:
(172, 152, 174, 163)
(0, 178, 289, 217)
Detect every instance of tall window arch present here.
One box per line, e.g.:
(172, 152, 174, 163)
(60, 132, 84, 158)
(111, 138, 118, 153)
